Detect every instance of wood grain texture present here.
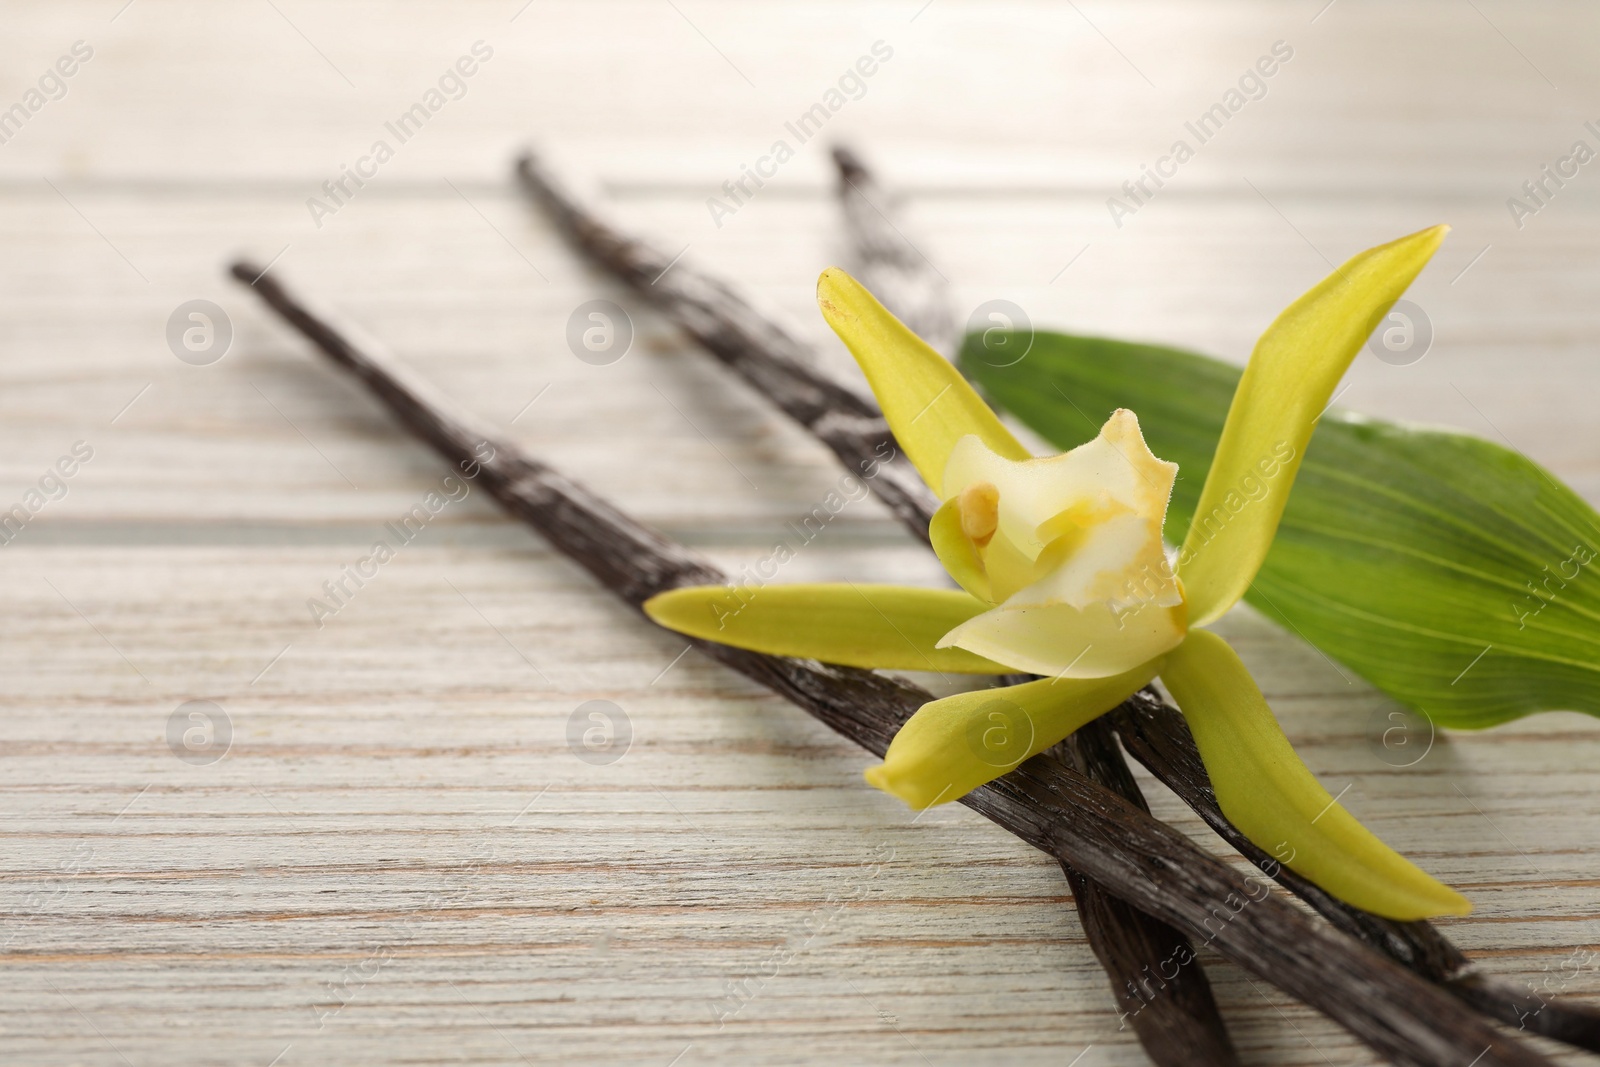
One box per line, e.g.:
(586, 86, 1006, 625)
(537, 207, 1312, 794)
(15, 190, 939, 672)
(227, 253, 1558, 1067)
(3, 2, 1600, 1065)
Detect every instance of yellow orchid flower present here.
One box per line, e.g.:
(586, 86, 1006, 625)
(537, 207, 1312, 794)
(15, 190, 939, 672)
(645, 225, 1468, 921)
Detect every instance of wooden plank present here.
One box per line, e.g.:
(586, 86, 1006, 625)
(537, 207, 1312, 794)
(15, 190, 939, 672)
(2, 2, 1599, 1064)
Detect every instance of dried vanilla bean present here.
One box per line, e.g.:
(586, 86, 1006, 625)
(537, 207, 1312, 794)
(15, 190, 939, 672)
(514, 152, 939, 540)
(230, 260, 1557, 1067)
(830, 145, 958, 356)
(1057, 720, 1239, 1064)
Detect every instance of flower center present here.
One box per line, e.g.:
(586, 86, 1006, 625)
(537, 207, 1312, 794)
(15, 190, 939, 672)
(957, 482, 1000, 547)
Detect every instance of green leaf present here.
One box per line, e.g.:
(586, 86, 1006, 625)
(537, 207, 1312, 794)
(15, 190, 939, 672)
(643, 583, 1013, 674)
(962, 329, 1600, 729)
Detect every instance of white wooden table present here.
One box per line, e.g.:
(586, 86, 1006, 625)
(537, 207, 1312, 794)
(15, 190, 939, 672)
(3, 2, 1599, 1063)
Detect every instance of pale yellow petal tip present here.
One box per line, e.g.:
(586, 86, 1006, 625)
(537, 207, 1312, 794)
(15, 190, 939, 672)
(1381, 223, 1449, 260)
(863, 763, 950, 810)
(1393, 888, 1471, 921)
(642, 588, 694, 625)
(641, 591, 671, 624)
(641, 586, 725, 636)
(1409, 222, 1449, 250)
(816, 267, 860, 321)
(1101, 407, 1179, 501)
(1427, 883, 1473, 919)
(1378, 866, 1471, 919)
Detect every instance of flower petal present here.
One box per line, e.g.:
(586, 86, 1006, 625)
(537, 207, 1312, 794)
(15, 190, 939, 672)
(938, 599, 1186, 679)
(1161, 629, 1470, 920)
(1178, 225, 1449, 626)
(817, 268, 1030, 492)
(643, 583, 1012, 674)
(864, 664, 1159, 809)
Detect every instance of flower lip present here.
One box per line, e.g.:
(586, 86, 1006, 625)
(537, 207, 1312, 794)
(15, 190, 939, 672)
(930, 409, 1187, 679)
